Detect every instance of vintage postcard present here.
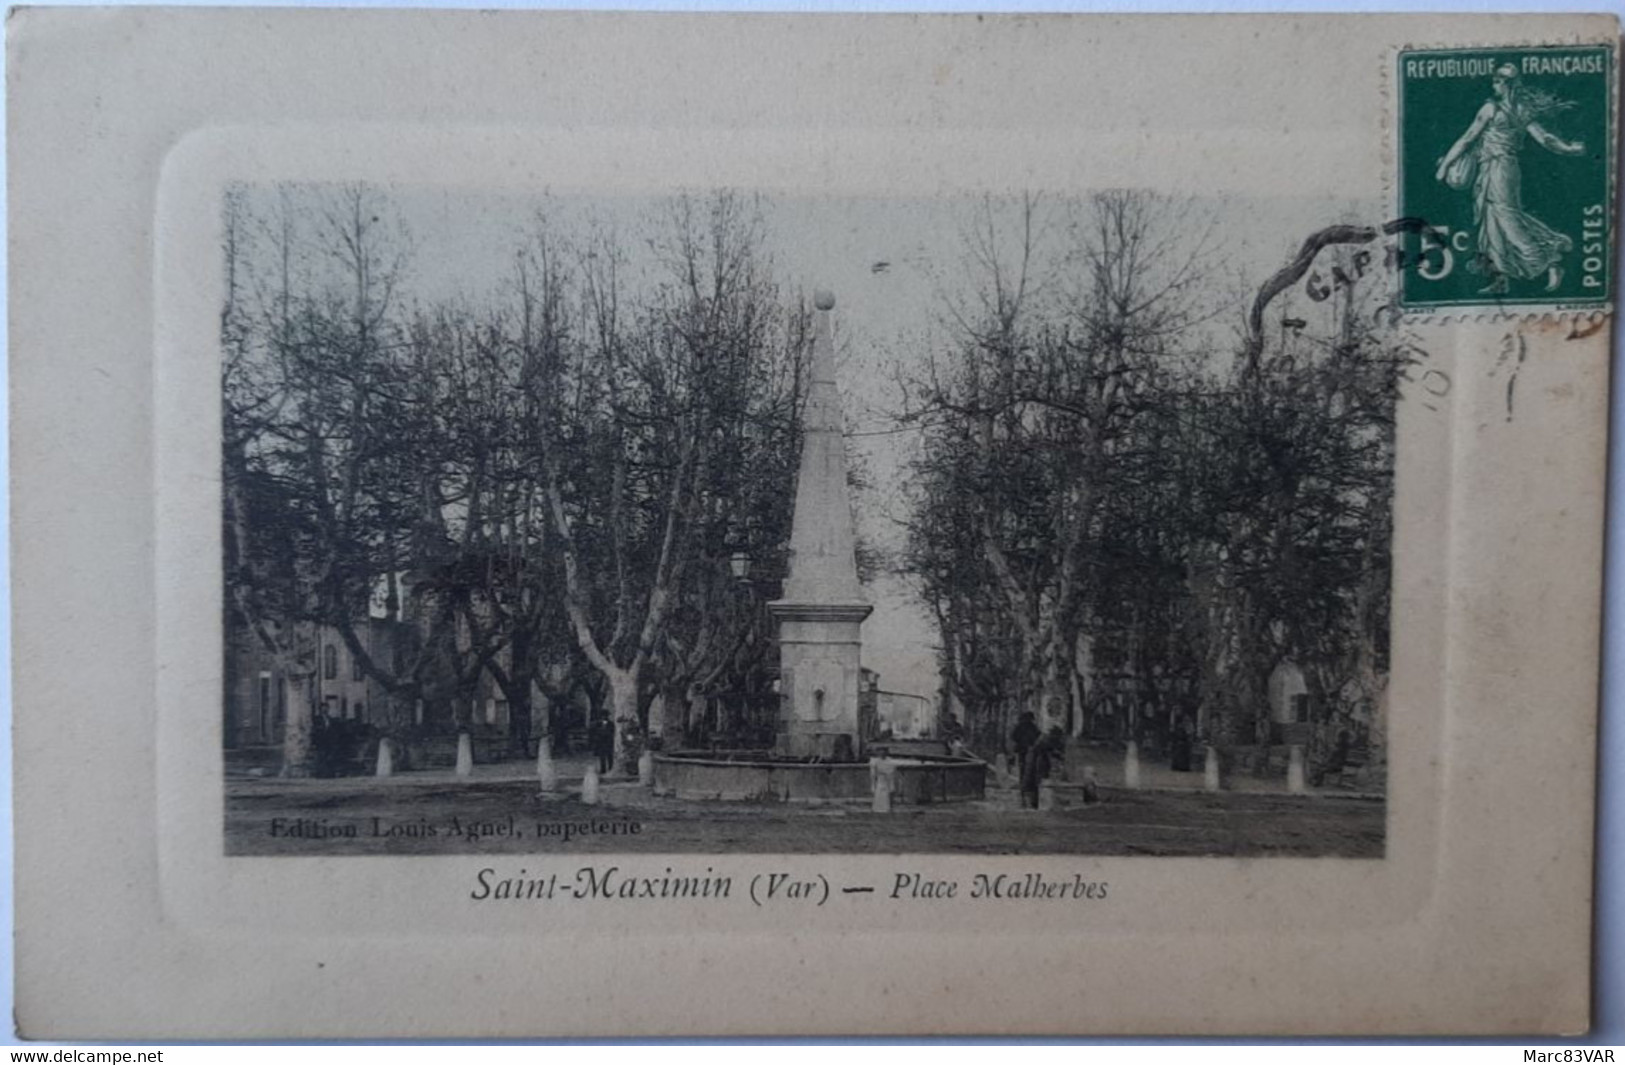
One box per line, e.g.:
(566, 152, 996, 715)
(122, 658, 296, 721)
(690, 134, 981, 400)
(10, 9, 1614, 1038)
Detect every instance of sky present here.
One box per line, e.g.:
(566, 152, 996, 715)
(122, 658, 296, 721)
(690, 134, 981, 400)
(244, 183, 1382, 701)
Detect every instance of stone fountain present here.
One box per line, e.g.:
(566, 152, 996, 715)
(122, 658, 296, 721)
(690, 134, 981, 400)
(651, 291, 985, 803)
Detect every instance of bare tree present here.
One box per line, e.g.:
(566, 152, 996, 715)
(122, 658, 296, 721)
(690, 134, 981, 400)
(539, 193, 803, 767)
(905, 192, 1215, 741)
(903, 193, 1395, 774)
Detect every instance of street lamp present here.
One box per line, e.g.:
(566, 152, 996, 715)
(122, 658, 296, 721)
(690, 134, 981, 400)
(729, 551, 752, 581)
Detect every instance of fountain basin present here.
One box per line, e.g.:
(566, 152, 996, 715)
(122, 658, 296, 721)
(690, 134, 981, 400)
(652, 751, 987, 804)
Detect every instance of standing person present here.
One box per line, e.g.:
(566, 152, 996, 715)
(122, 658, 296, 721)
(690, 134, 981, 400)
(1020, 728, 1060, 810)
(1434, 63, 1586, 294)
(590, 715, 615, 776)
(1012, 712, 1040, 808)
(1169, 715, 1194, 772)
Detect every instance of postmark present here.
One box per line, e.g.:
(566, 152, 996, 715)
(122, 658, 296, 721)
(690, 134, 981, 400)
(1396, 44, 1615, 313)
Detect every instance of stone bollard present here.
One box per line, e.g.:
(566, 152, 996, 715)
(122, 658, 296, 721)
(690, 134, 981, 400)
(581, 765, 600, 805)
(637, 750, 654, 787)
(1287, 745, 1307, 794)
(1124, 741, 1142, 790)
(995, 752, 1011, 785)
(375, 737, 394, 779)
(536, 740, 558, 793)
(870, 758, 895, 813)
(1038, 782, 1056, 811)
(1204, 745, 1221, 792)
(455, 731, 474, 778)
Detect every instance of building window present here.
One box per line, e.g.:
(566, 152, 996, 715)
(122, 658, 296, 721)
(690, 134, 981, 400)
(257, 672, 273, 741)
(352, 653, 364, 682)
(324, 644, 338, 680)
(1292, 693, 1311, 723)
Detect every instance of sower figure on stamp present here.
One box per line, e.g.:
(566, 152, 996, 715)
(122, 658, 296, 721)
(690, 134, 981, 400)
(1435, 63, 1586, 294)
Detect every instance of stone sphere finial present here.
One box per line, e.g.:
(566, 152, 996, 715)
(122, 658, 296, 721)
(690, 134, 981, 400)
(814, 289, 836, 311)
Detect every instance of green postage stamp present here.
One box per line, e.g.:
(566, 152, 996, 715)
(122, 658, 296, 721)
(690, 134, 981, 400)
(1397, 45, 1615, 312)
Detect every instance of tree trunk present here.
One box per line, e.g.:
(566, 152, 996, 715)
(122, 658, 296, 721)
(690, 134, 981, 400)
(1037, 636, 1070, 734)
(1253, 660, 1274, 749)
(1301, 658, 1333, 775)
(503, 629, 537, 759)
(1069, 662, 1087, 739)
(652, 682, 691, 750)
(607, 669, 639, 773)
(645, 690, 669, 750)
(507, 683, 533, 760)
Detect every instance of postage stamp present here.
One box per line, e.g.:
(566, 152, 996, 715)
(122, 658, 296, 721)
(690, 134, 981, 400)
(1396, 44, 1615, 312)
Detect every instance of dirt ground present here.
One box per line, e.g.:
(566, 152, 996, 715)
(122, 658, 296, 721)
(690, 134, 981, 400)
(225, 777, 1384, 858)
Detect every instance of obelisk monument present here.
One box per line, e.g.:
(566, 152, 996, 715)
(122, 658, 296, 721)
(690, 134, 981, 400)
(769, 290, 872, 759)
